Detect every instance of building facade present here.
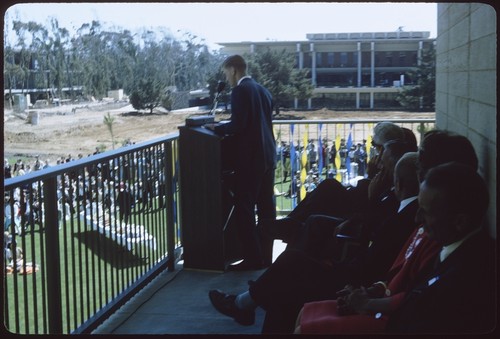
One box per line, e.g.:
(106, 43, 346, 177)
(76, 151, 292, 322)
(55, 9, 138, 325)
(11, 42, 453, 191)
(219, 31, 435, 110)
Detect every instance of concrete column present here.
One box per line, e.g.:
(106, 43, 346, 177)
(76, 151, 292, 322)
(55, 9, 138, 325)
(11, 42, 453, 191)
(310, 42, 316, 86)
(357, 42, 362, 87)
(296, 43, 303, 109)
(370, 91, 374, 109)
(356, 92, 360, 109)
(371, 42, 375, 87)
(418, 41, 423, 65)
(297, 43, 304, 69)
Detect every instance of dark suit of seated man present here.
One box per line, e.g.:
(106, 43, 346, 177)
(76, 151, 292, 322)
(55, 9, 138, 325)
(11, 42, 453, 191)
(209, 151, 422, 332)
(387, 162, 495, 334)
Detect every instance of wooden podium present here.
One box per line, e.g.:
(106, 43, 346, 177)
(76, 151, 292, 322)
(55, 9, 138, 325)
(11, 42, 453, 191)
(178, 125, 242, 271)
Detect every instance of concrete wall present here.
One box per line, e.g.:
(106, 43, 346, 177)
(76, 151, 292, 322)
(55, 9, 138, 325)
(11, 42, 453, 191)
(436, 3, 496, 237)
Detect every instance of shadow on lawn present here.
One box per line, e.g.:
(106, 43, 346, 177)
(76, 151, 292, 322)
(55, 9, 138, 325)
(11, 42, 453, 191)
(74, 230, 148, 269)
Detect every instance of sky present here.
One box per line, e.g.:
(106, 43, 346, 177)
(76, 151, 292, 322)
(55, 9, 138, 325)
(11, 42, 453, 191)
(4, 2, 437, 50)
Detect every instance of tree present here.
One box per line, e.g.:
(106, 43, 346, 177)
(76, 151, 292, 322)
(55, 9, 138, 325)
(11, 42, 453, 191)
(245, 48, 314, 114)
(396, 45, 436, 111)
(5, 18, 225, 110)
(129, 78, 164, 114)
(103, 112, 115, 149)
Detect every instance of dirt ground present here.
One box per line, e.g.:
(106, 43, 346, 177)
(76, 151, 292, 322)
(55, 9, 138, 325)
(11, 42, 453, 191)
(3, 101, 434, 163)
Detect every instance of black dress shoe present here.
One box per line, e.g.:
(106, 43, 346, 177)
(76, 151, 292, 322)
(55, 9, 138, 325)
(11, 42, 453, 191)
(208, 290, 255, 326)
(227, 260, 263, 271)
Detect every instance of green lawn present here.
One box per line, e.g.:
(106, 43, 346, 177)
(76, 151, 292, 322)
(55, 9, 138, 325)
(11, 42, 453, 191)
(4, 198, 170, 334)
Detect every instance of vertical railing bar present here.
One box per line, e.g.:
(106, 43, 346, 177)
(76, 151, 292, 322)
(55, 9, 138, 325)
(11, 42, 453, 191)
(28, 184, 39, 334)
(118, 156, 127, 290)
(144, 148, 150, 268)
(19, 188, 30, 334)
(8, 193, 20, 333)
(160, 143, 168, 262)
(4, 253, 10, 330)
(138, 149, 144, 272)
(90, 170, 98, 315)
(104, 167, 114, 302)
(37, 180, 48, 334)
(165, 141, 176, 271)
(75, 174, 84, 327)
(93, 173, 102, 312)
(43, 176, 62, 334)
(69, 174, 78, 330)
(61, 176, 71, 333)
(149, 146, 158, 270)
(136, 150, 147, 276)
(111, 158, 123, 300)
(100, 170, 109, 306)
(175, 139, 181, 251)
(125, 156, 130, 279)
(4, 189, 12, 331)
(131, 151, 140, 278)
(155, 145, 163, 265)
(82, 172, 91, 320)
(151, 144, 157, 268)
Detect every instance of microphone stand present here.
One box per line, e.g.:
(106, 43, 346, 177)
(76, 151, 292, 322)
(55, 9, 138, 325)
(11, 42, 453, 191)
(210, 81, 226, 116)
(210, 93, 221, 116)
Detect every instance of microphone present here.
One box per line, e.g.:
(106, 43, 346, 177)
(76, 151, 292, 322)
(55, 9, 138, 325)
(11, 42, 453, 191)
(216, 81, 226, 95)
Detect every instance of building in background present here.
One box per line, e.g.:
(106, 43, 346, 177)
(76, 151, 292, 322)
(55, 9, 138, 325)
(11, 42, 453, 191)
(219, 31, 435, 110)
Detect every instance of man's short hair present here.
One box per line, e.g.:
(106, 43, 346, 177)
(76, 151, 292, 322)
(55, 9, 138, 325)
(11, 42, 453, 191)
(372, 122, 405, 146)
(394, 152, 419, 192)
(222, 55, 247, 72)
(424, 161, 489, 222)
(419, 130, 478, 170)
(417, 129, 478, 181)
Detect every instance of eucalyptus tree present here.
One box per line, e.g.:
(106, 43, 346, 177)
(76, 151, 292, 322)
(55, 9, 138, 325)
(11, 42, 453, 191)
(172, 32, 213, 91)
(46, 17, 71, 100)
(4, 21, 29, 107)
(105, 29, 137, 94)
(10, 20, 49, 92)
(72, 20, 112, 99)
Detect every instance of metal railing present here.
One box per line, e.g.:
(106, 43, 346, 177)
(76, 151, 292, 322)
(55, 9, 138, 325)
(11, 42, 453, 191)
(4, 134, 180, 334)
(3, 118, 434, 334)
(272, 118, 435, 213)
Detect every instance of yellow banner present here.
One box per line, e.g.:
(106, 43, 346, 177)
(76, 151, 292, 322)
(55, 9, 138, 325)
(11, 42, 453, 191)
(335, 132, 341, 181)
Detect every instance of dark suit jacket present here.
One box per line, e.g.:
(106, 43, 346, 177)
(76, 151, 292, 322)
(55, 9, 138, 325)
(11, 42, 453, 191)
(214, 77, 276, 176)
(387, 229, 496, 334)
(345, 197, 420, 286)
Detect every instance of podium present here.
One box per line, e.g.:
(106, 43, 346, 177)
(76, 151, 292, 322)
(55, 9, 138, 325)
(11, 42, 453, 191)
(178, 125, 242, 271)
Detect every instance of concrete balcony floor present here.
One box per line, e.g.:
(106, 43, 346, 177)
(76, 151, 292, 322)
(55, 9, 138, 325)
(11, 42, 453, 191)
(93, 240, 287, 334)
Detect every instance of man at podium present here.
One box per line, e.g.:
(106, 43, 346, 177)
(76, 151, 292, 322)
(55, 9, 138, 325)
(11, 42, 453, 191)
(206, 54, 276, 271)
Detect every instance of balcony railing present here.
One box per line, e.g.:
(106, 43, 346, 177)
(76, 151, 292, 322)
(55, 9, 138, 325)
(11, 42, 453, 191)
(3, 118, 434, 334)
(3, 134, 181, 334)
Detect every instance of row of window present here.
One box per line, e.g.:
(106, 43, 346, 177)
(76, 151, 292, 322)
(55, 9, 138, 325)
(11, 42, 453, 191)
(298, 51, 419, 68)
(316, 71, 413, 87)
(287, 92, 401, 109)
